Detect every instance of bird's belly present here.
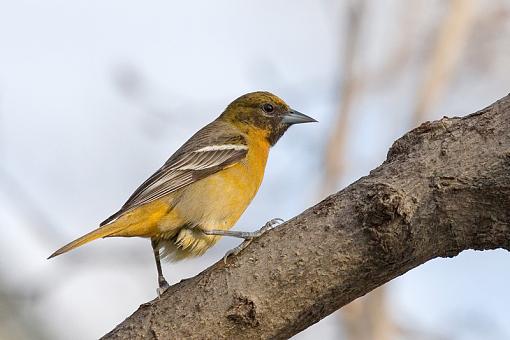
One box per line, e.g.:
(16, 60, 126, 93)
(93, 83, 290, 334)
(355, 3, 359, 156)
(174, 160, 264, 230)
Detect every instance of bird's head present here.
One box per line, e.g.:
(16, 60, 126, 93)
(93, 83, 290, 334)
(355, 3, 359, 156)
(220, 91, 317, 145)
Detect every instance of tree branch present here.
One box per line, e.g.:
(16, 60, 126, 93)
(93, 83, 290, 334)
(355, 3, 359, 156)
(103, 95, 510, 339)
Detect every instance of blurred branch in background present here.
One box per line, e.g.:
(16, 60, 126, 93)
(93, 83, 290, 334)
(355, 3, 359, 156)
(322, 0, 364, 196)
(463, 1, 510, 73)
(362, 0, 422, 89)
(341, 286, 395, 340)
(112, 63, 169, 122)
(412, 0, 474, 126)
(111, 64, 188, 140)
(0, 167, 62, 244)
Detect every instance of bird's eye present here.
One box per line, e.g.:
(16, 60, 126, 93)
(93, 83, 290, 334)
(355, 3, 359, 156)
(262, 103, 274, 113)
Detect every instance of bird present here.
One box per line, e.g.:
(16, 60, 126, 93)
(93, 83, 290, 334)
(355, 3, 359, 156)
(48, 91, 316, 294)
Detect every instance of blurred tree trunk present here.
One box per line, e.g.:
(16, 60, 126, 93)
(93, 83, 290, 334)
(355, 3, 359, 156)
(102, 95, 510, 340)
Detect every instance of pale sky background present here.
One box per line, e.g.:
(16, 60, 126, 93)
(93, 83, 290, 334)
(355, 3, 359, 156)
(0, 1, 509, 339)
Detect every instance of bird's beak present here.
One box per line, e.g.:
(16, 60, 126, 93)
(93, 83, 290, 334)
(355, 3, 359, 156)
(282, 110, 318, 125)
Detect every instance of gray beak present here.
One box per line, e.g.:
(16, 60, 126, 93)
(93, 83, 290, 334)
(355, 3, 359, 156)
(282, 110, 318, 125)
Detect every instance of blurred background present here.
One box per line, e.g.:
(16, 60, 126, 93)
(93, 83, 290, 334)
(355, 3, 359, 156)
(0, 0, 509, 339)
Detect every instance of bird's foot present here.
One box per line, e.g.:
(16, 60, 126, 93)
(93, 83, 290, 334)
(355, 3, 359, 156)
(157, 277, 170, 298)
(223, 218, 283, 264)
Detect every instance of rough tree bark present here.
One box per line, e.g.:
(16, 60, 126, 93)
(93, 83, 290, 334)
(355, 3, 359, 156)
(103, 95, 510, 339)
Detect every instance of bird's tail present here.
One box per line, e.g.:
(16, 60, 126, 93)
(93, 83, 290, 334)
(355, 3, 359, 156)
(47, 220, 127, 259)
(48, 200, 171, 259)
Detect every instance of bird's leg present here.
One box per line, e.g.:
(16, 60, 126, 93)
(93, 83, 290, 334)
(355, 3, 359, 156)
(202, 218, 284, 263)
(151, 239, 169, 297)
(202, 218, 284, 239)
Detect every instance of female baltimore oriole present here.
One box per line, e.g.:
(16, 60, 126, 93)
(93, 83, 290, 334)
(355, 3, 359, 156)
(49, 91, 316, 293)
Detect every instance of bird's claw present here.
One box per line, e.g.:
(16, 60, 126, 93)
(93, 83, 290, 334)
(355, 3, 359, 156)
(223, 218, 284, 263)
(259, 218, 284, 235)
(157, 278, 170, 298)
(223, 239, 252, 264)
